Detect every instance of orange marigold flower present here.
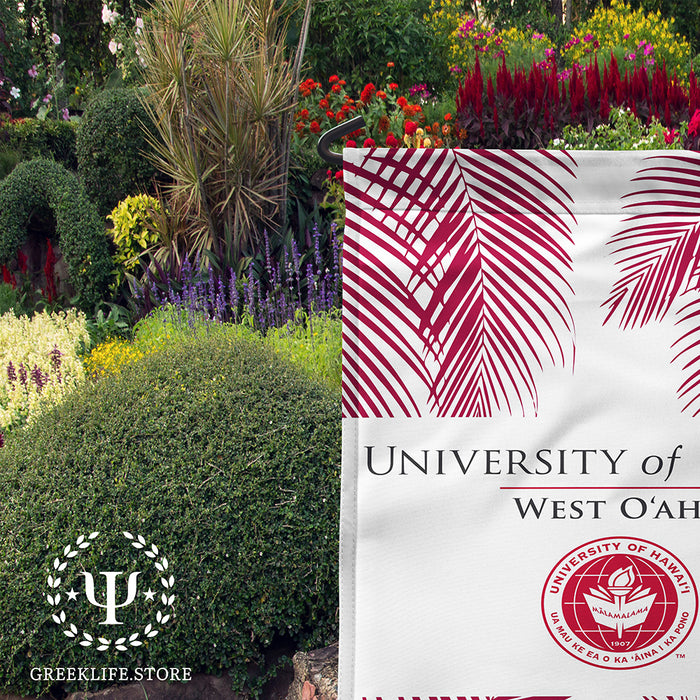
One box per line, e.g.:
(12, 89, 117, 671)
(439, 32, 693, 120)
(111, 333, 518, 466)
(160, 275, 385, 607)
(339, 79, 346, 86)
(444, 112, 453, 121)
(435, 138, 444, 147)
(332, 84, 342, 94)
(378, 115, 390, 132)
(319, 98, 329, 109)
(442, 124, 451, 136)
(376, 90, 387, 100)
(300, 109, 309, 119)
(326, 110, 335, 119)
(336, 111, 346, 122)
(295, 122, 305, 133)
(432, 121, 440, 133)
(397, 96, 408, 107)
(310, 120, 321, 133)
(388, 83, 399, 91)
(387, 61, 395, 68)
(341, 104, 351, 113)
(329, 74, 339, 83)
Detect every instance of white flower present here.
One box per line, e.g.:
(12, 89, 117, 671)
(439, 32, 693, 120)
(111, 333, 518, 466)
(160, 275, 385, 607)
(102, 4, 120, 24)
(17, 1, 24, 12)
(108, 39, 119, 54)
(51, 33, 61, 45)
(10, 86, 20, 99)
(136, 16, 144, 29)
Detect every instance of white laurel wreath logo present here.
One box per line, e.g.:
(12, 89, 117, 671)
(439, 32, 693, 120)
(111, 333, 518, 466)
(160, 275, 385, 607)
(47, 531, 175, 652)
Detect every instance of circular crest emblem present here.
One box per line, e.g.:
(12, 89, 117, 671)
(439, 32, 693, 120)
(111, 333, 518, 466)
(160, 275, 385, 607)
(46, 530, 175, 652)
(541, 536, 697, 669)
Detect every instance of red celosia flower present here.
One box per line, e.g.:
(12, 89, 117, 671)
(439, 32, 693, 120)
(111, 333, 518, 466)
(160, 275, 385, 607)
(346, 139, 357, 148)
(385, 132, 399, 148)
(689, 109, 700, 138)
(44, 239, 58, 304)
(310, 120, 321, 133)
(388, 83, 399, 91)
(363, 137, 376, 148)
(335, 170, 343, 181)
(360, 83, 376, 103)
(404, 120, 417, 136)
(2, 264, 15, 289)
(664, 128, 679, 144)
(397, 96, 408, 108)
(329, 75, 339, 83)
(17, 250, 27, 274)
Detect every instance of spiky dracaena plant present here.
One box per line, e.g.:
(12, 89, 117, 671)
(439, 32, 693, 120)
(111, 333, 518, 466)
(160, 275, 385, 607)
(138, 0, 311, 270)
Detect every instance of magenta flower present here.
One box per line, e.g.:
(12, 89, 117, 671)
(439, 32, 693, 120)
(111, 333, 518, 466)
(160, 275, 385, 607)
(61, 107, 70, 120)
(583, 33, 594, 41)
(42, 93, 52, 104)
(644, 43, 654, 55)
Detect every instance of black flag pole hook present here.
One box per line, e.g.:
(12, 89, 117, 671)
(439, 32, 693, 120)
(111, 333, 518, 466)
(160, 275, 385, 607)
(317, 114, 366, 166)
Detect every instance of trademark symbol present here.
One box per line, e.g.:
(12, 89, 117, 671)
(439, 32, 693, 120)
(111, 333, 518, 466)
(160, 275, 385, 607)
(676, 653, 686, 659)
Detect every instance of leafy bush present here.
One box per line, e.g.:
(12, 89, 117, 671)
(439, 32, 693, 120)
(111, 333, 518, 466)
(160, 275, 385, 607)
(0, 308, 89, 431)
(2, 117, 78, 170)
(0, 332, 341, 697)
(107, 194, 161, 286)
(304, 0, 447, 93)
(0, 157, 113, 310)
(550, 105, 684, 149)
(76, 88, 156, 216)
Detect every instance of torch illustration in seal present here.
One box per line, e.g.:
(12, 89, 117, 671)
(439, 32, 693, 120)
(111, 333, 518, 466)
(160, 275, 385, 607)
(607, 566, 636, 638)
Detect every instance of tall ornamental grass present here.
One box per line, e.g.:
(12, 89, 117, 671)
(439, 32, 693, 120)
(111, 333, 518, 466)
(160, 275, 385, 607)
(138, 0, 312, 269)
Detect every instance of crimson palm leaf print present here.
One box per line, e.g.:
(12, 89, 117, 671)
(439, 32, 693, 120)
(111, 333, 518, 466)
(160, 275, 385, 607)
(602, 153, 700, 415)
(343, 148, 578, 417)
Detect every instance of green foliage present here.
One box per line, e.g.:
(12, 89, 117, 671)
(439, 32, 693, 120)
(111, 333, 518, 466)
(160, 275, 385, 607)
(0, 157, 114, 311)
(305, 0, 448, 92)
(549, 106, 684, 150)
(76, 88, 157, 216)
(107, 194, 161, 286)
(0, 332, 341, 697)
(2, 117, 78, 170)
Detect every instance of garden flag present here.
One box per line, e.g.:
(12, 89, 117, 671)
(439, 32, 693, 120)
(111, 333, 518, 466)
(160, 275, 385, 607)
(339, 148, 700, 700)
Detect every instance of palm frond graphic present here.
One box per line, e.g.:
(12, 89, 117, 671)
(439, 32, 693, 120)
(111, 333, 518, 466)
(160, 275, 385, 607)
(602, 153, 700, 415)
(342, 148, 578, 417)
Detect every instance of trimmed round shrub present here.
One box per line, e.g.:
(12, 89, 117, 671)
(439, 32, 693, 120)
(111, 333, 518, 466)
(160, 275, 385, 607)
(76, 88, 157, 216)
(0, 157, 113, 310)
(3, 118, 78, 171)
(0, 333, 340, 697)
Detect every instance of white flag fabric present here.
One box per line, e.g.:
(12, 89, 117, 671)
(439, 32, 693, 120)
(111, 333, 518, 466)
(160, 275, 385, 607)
(340, 148, 700, 700)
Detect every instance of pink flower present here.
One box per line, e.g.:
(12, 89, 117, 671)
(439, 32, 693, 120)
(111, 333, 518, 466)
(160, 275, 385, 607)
(626, 52, 636, 61)
(623, 33, 630, 39)
(51, 33, 60, 45)
(583, 33, 594, 42)
(363, 137, 376, 148)
(664, 128, 678, 144)
(42, 93, 52, 103)
(27, 65, 38, 78)
(644, 43, 654, 55)
(545, 48, 556, 58)
(61, 107, 70, 120)
(688, 109, 700, 138)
